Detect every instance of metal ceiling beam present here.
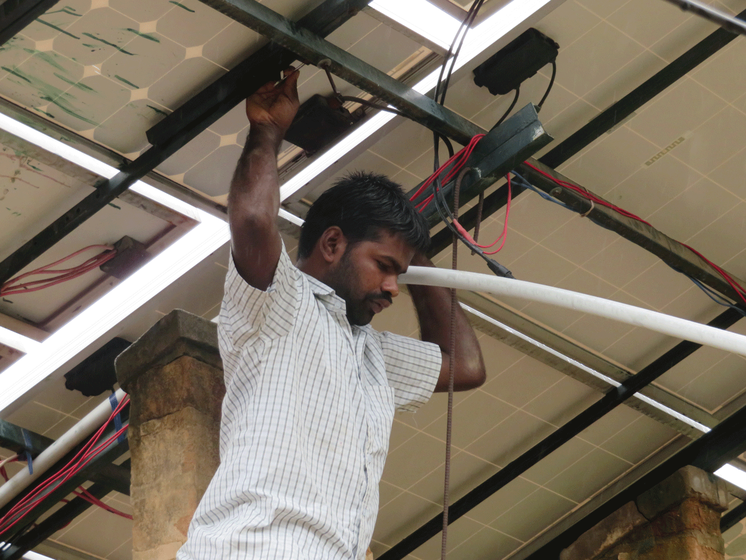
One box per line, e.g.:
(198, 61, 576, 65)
(378, 306, 741, 560)
(0, 0, 370, 286)
(721, 501, 746, 533)
(201, 0, 482, 145)
(433, 5, 746, 256)
(0, 459, 131, 560)
(0, 0, 59, 47)
(520, 401, 746, 560)
(518, 159, 746, 305)
(0, 413, 129, 544)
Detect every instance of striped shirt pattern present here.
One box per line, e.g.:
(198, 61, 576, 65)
(178, 245, 441, 560)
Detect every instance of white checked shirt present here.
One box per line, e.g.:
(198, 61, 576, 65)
(178, 244, 441, 560)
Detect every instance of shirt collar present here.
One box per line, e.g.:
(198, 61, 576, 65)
(302, 273, 374, 334)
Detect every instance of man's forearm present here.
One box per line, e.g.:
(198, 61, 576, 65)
(408, 254, 486, 390)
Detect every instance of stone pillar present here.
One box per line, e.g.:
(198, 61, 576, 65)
(115, 310, 224, 560)
(561, 466, 729, 560)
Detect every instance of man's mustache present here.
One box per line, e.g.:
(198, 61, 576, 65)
(365, 293, 392, 305)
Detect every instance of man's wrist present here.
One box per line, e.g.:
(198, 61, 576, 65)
(248, 122, 287, 150)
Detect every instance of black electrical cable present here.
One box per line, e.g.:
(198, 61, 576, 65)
(338, 96, 408, 118)
(492, 87, 520, 130)
(537, 60, 556, 112)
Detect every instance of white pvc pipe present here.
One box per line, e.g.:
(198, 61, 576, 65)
(0, 388, 127, 510)
(400, 266, 746, 358)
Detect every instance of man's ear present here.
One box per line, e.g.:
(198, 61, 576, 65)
(318, 226, 348, 263)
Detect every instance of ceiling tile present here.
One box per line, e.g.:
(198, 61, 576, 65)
(379, 480, 403, 510)
(369, 118, 435, 169)
(679, 354, 746, 412)
(32, 377, 92, 414)
(559, 124, 659, 197)
(685, 201, 746, 265)
(648, 177, 740, 243)
(535, 0, 602, 50)
(382, 431, 446, 490)
(607, 0, 691, 48)
(579, 237, 658, 288)
(44, 74, 130, 132)
(56, 505, 133, 558)
(627, 78, 726, 149)
(491, 487, 575, 542)
(157, 128, 220, 176)
(202, 21, 263, 70)
(520, 300, 586, 334)
(374, 491, 442, 547)
(346, 24, 421, 75)
(326, 12, 380, 52)
(24, 0, 92, 42)
(648, 10, 717, 62)
(622, 260, 706, 311)
(467, 476, 540, 526)
(101, 32, 186, 90)
(574, 0, 628, 19)
(507, 191, 574, 245)
(110, 0, 173, 21)
(0, 36, 37, 82)
(445, 72, 504, 121)
(602, 327, 678, 372)
(556, 268, 618, 299)
(521, 436, 595, 486)
(447, 526, 523, 560)
(540, 214, 619, 265)
(544, 447, 631, 502)
(692, 39, 746, 103)
(660, 287, 723, 326)
(424, 390, 516, 451)
(523, 376, 599, 426)
(563, 313, 635, 356)
(183, 144, 242, 196)
(541, 97, 600, 147)
(54, 7, 140, 66)
(148, 57, 225, 110)
(577, 404, 642, 446)
(674, 106, 746, 174)
(389, 419, 419, 454)
(483, 358, 564, 409)
(601, 415, 679, 463)
(466, 410, 555, 467)
(607, 154, 705, 223)
(553, 22, 645, 100)
(506, 244, 576, 287)
(710, 146, 746, 201)
(93, 99, 166, 154)
(156, 0, 231, 47)
(395, 391, 451, 431)
(5, 401, 68, 434)
(414, 516, 484, 560)
(409, 451, 499, 508)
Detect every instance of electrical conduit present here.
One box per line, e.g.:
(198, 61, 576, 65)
(400, 267, 746, 357)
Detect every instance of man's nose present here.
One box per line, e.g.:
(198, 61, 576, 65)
(382, 275, 399, 299)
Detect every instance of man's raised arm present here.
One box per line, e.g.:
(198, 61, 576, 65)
(229, 70, 300, 291)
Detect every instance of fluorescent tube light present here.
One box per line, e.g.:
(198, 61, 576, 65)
(0, 326, 40, 354)
(369, 0, 461, 50)
(0, 114, 231, 414)
(280, 0, 553, 202)
(715, 464, 746, 491)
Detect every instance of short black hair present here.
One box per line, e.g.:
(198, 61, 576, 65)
(298, 171, 430, 259)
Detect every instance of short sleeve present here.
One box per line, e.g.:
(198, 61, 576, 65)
(378, 331, 441, 412)
(219, 242, 299, 349)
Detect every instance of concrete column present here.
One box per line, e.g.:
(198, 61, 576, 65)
(561, 466, 730, 560)
(115, 310, 224, 560)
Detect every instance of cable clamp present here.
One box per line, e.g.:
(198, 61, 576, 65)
(109, 393, 126, 444)
(579, 200, 594, 218)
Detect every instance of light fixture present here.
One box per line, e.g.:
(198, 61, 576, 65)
(715, 464, 746, 491)
(0, 114, 231, 414)
(369, 0, 460, 51)
(0, 326, 40, 354)
(280, 0, 555, 202)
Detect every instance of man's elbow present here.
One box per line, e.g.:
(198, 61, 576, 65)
(455, 361, 486, 391)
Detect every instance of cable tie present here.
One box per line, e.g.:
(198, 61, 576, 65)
(21, 430, 33, 475)
(579, 199, 595, 218)
(109, 393, 126, 444)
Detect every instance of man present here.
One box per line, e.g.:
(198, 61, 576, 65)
(177, 69, 486, 560)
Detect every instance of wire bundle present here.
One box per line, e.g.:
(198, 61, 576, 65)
(522, 161, 746, 313)
(0, 245, 116, 298)
(0, 396, 130, 538)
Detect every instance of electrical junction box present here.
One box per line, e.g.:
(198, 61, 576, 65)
(473, 28, 559, 96)
(284, 94, 355, 154)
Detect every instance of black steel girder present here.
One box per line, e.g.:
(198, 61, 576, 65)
(521, 401, 746, 560)
(0, 460, 131, 560)
(0, 0, 58, 47)
(0, 0, 371, 286)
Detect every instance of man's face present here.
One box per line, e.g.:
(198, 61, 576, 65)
(325, 231, 415, 326)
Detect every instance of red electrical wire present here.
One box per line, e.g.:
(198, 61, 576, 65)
(523, 161, 746, 306)
(72, 487, 132, 520)
(1, 245, 116, 297)
(0, 397, 129, 536)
